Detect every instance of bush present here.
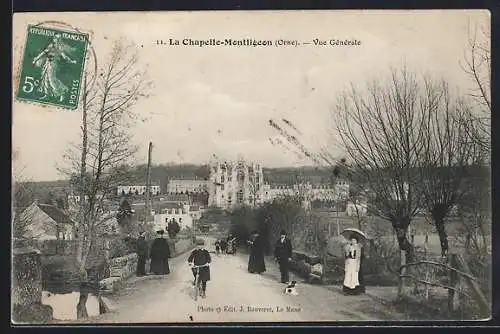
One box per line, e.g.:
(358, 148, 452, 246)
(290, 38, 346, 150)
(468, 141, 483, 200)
(109, 238, 134, 259)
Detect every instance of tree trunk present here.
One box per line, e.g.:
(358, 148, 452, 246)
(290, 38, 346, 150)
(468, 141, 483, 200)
(76, 292, 89, 319)
(394, 225, 414, 263)
(435, 220, 449, 258)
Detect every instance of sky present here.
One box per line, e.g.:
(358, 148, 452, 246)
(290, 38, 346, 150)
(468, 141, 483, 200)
(12, 10, 490, 181)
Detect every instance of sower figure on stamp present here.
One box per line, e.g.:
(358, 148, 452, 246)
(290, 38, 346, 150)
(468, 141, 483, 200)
(135, 231, 148, 277)
(32, 34, 77, 102)
(188, 242, 211, 298)
(274, 230, 293, 284)
(150, 230, 171, 275)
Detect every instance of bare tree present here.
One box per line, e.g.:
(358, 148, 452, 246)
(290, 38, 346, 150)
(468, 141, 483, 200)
(461, 22, 491, 154)
(335, 67, 433, 263)
(12, 167, 38, 243)
(60, 39, 151, 318)
(418, 81, 482, 258)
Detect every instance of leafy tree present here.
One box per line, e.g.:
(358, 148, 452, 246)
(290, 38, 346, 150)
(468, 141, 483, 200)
(167, 218, 181, 239)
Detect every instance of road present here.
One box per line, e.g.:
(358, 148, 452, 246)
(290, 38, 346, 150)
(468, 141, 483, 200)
(94, 236, 398, 323)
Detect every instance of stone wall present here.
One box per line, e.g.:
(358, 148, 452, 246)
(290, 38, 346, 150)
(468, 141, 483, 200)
(100, 253, 137, 293)
(12, 247, 53, 324)
(99, 239, 194, 294)
(289, 251, 324, 283)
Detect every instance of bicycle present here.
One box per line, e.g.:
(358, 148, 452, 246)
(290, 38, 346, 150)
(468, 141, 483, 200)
(189, 263, 210, 301)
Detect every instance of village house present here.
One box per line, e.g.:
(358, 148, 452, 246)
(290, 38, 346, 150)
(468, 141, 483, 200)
(129, 195, 201, 231)
(19, 201, 76, 241)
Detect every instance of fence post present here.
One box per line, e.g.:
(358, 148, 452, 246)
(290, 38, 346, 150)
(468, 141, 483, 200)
(397, 250, 406, 299)
(447, 253, 459, 315)
(456, 254, 490, 317)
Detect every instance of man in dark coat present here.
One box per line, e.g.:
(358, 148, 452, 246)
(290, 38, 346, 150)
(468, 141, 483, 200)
(188, 242, 211, 298)
(247, 231, 266, 274)
(274, 230, 293, 283)
(220, 238, 228, 254)
(149, 230, 171, 275)
(135, 231, 148, 277)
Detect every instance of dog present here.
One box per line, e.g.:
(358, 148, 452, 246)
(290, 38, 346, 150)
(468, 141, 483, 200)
(283, 281, 298, 296)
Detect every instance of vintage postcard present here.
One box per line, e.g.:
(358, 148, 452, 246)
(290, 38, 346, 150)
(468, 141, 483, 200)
(12, 10, 491, 324)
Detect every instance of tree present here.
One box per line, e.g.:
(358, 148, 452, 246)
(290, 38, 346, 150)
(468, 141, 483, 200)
(417, 81, 482, 258)
(256, 195, 303, 254)
(461, 22, 491, 154)
(335, 68, 434, 263)
(60, 38, 150, 319)
(117, 199, 135, 234)
(167, 218, 181, 239)
(12, 167, 38, 243)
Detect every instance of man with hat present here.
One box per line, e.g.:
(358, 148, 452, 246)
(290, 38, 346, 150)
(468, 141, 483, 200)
(188, 240, 211, 298)
(274, 230, 293, 283)
(149, 229, 171, 275)
(135, 231, 148, 277)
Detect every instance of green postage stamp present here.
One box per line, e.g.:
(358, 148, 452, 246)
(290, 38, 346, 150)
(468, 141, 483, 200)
(16, 25, 89, 110)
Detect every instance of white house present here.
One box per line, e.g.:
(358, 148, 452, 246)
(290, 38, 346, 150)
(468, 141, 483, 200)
(117, 185, 161, 196)
(19, 201, 76, 241)
(346, 201, 368, 217)
(167, 179, 209, 194)
(152, 203, 198, 232)
(262, 182, 350, 203)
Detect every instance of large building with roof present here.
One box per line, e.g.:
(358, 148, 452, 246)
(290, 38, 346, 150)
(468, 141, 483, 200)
(208, 157, 265, 210)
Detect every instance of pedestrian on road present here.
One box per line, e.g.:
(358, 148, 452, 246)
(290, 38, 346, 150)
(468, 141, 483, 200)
(220, 239, 228, 254)
(215, 239, 221, 255)
(188, 242, 212, 298)
(149, 230, 171, 275)
(342, 236, 362, 295)
(135, 231, 148, 277)
(247, 231, 266, 274)
(274, 230, 293, 283)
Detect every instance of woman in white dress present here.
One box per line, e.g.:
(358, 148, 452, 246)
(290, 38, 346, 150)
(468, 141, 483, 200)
(343, 236, 362, 295)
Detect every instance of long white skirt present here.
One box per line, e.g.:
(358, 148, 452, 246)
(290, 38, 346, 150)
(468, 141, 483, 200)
(343, 259, 360, 289)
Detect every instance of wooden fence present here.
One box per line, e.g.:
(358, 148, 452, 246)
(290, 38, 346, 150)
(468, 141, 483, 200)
(398, 252, 490, 317)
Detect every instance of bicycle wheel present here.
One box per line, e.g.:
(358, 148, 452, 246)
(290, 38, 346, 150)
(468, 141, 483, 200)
(193, 274, 199, 301)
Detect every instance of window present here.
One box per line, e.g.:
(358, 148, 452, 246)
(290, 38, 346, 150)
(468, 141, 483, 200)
(237, 171, 244, 184)
(237, 190, 244, 204)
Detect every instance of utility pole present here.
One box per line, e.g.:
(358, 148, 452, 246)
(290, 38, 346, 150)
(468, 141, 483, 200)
(144, 142, 153, 223)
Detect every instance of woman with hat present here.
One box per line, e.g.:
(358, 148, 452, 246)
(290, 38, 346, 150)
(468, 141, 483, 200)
(247, 230, 266, 274)
(343, 235, 363, 295)
(149, 230, 171, 275)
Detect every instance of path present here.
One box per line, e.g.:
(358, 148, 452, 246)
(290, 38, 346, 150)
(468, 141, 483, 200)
(91, 236, 402, 323)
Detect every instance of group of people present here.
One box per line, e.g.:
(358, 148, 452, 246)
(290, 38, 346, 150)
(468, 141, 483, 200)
(135, 227, 366, 299)
(246, 229, 366, 294)
(246, 230, 293, 284)
(214, 238, 228, 255)
(215, 234, 237, 255)
(135, 230, 172, 277)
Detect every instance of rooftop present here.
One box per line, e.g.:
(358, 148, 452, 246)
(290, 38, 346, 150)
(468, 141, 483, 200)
(36, 203, 76, 226)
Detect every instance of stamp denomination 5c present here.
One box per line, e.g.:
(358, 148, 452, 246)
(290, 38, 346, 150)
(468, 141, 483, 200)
(16, 25, 89, 110)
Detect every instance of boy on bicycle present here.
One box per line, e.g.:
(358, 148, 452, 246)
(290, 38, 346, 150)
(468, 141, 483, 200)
(188, 242, 211, 298)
